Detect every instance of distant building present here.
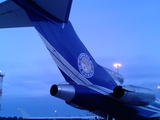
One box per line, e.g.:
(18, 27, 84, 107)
(0, 71, 4, 110)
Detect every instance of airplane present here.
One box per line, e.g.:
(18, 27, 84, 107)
(0, 0, 160, 120)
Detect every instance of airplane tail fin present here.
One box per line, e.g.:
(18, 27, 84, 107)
(0, 0, 118, 89)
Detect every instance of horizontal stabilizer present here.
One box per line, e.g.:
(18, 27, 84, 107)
(32, 0, 72, 22)
(0, 0, 72, 28)
(0, 0, 32, 28)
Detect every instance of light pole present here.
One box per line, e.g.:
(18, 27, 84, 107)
(114, 63, 122, 73)
(54, 110, 57, 117)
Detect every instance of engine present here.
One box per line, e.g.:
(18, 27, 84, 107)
(50, 84, 156, 107)
(113, 85, 156, 106)
(50, 84, 109, 118)
(50, 84, 75, 102)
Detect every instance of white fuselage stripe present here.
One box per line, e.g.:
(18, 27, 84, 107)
(38, 32, 93, 85)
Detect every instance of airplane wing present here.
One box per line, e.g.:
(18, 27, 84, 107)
(0, 0, 32, 28)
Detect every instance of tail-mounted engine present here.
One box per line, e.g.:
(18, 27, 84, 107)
(113, 85, 156, 106)
(50, 84, 75, 102)
(50, 84, 109, 118)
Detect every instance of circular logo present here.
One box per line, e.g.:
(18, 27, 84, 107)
(78, 53, 94, 78)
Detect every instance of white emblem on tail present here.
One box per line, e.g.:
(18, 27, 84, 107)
(78, 53, 94, 78)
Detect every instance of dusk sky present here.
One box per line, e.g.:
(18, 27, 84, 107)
(0, 0, 160, 118)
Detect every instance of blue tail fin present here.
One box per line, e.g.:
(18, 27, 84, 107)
(0, 0, 118, 90)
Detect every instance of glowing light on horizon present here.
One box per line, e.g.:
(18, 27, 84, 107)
(113, 63, 122, 73)
(114, 63, 122, 68)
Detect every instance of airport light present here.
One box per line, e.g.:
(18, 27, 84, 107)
(114, 63, 121, 73)
(54, 110, 57, 117)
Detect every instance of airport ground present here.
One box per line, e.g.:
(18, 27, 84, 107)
(0, 116, 104, 120)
